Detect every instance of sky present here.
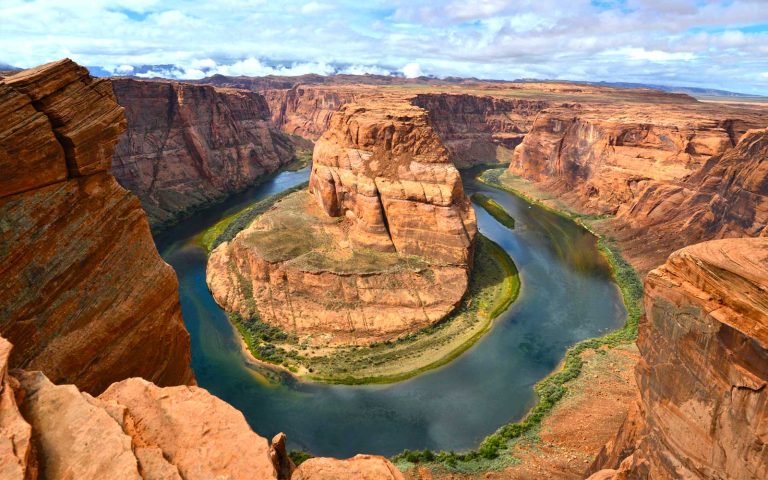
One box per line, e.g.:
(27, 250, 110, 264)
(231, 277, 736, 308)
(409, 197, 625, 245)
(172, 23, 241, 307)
(1, 0, 768, 94)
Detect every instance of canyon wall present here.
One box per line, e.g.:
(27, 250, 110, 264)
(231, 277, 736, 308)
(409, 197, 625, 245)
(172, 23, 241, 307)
(262, 85, 358, 140)
(412, 93, 548, 168)
(208, 99, 477, 344)
(111, 78, 295, 227)
(589, 237, 768, 479)
(0, 60, 193, 394)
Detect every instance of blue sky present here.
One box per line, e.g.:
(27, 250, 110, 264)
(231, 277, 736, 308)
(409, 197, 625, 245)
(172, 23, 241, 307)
(2, 0, 768, 94)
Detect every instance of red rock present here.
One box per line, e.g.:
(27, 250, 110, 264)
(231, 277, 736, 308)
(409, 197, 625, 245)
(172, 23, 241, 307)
(100, 378, 278, 480)
(292, 454, 405, 480)
(0, 338, 32, 480)
(111, 78, 294, 227)
(0, 60, 193, 394)
(589, 238, 768, 479)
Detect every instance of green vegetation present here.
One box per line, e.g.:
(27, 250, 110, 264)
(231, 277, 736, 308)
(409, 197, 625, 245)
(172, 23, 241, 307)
(471, 192, 515, 229)
(198, 182, 308, 252)
(391, 167, 644, 473)
(288, 450, 313, 466)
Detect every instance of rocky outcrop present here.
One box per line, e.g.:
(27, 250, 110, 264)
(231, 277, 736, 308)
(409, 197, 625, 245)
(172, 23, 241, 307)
(0, 59, 193, 394)
(0, 336, 403, 480)
(111, 78, 294, 227)
(208, 100, 477, 344)
(612, 128, 768, 272)
(412, 93, 548, 168)
(263, 85, 359, 140)
(588, 237, 768, 479)
(293, 455, 405, 480)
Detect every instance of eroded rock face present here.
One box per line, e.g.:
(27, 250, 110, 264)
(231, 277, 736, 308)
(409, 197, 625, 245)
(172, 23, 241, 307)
(589, 238, 768, 479)
(613, 128, 768, 273)
(412, 93, 548, 168)
(508, 103, 767, 215)
(263, 85, 358, 140)
(0, 59, 193, 394)
(310, 101, 477, 265)
(208, 100, 477, 344)
(0, 335, 404, 480)
(111, 78, 294, 227)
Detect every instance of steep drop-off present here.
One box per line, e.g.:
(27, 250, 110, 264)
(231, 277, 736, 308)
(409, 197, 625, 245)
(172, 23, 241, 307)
(111, 78, 295, 227)
(263, 85, 359, 140)
(0, 60, 193, 394)
(589, 237, 768, 479)
(412, 93, 549, 168)
(208, 99, 477, 345)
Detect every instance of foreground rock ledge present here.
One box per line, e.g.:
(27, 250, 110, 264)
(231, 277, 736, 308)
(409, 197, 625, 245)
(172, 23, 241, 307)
(208, 99, 477, 345)
(589, 237, 768, 479)
(0, 335, 404, 480)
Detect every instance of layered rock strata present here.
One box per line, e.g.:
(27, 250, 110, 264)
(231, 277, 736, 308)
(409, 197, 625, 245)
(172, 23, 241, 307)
(612, 127, 768, 272)
(0, 59, 193, 394)
(111, 78, 294, 227)
(208, 100, 477, 344)
(262, 85, 359, 140)
(412, 93, 548, 168)
(509, 102, 768, 217)
(588, 237, 768, 479)
(0, 336, 400, 480)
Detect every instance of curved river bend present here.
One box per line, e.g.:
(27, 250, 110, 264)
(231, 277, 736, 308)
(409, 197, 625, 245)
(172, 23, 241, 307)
(155, 166, 626, 458)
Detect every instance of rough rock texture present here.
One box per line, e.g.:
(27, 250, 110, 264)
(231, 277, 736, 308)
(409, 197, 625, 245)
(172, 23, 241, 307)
(613, 127, 768, 272)
(310, 101, 477, 264)
(111, 78, 294, 227)
(293, 455, 405, 480)
(208, 100, 477, 344)
(509, 102, 768, 217)
(263, 85, 359, 140)
(100, 378, 278, 480)
(1, 336, 403, 480)
(589, 238, 768, 479)
(0, 339, 32, 480)
(0, 59, 193, 394)
(412, 93, 548, 168)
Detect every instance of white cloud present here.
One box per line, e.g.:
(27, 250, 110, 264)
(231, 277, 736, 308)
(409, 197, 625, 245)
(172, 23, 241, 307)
(401, 62, 423, 78)
(115, 64, 134, 74)
(0, 0, 766, 93)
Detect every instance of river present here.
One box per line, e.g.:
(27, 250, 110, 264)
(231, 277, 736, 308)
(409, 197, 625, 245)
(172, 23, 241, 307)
(154, 166, 626, 457)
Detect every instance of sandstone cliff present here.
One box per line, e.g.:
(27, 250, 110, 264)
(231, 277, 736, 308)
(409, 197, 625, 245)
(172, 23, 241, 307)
(588, 237, 768, 479)
(412, 93, 548, 168)
(208, 100, 477, 344)
(0, 59, 193, 394)
(0, 336, 401, 480)
(263, 85, 359, 140)
(111, 78, 294, 227)
(508, 102, 767, 217)
(612, 127, 768, 272)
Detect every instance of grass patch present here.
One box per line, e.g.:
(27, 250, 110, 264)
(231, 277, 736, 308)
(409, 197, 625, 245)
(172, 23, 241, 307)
(472, 193, 515, 230)
(198, 182, 308, 252)
(392, 168, 643, 472)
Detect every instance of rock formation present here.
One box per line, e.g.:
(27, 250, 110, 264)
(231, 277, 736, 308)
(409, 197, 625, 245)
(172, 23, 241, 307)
(588, 237, 768, 479)
(263, 85, 359, 140)
(0, 59, 193, 394)
(612, 127, 768, 272)
(0, 336, 400, 480)
(111, 78, 294, 227)
(508, 102, 768, 217)
(207, 100, 477, 344)
(412, 93, 548, 168)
